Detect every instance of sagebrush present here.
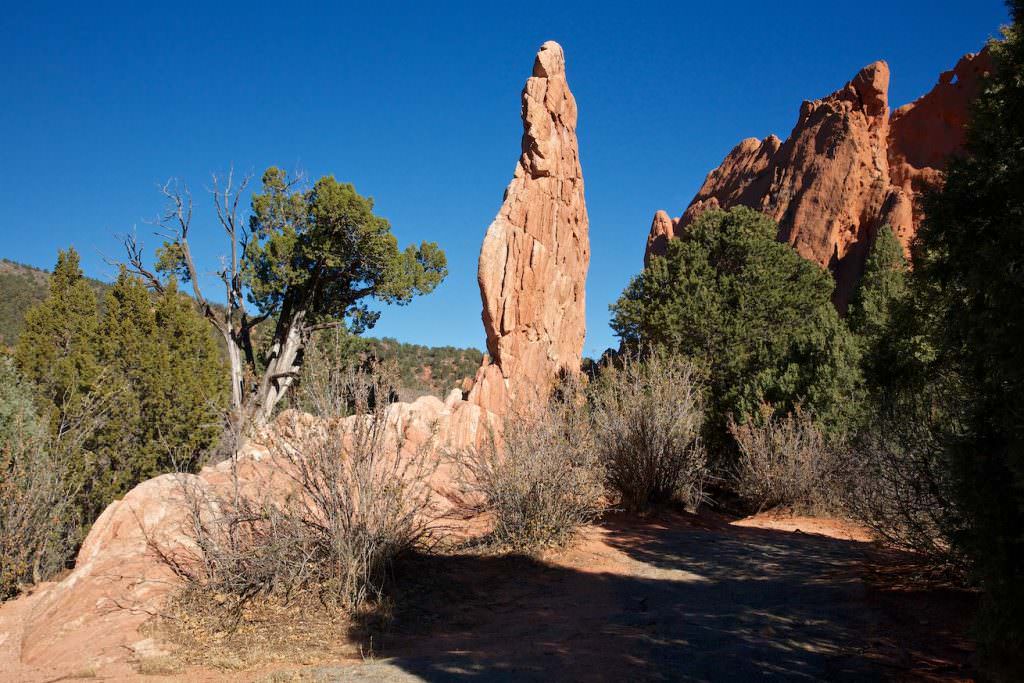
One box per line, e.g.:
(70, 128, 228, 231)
(590, 353, 707, 512)
(729, 408, 839, 512)
(151, 364, 437, 652)
(842, 390, 965, 569)
(0, 359, 108, 599)
(454, 377, 604, 551)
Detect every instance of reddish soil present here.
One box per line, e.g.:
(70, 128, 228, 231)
(0, 511, 977, 681)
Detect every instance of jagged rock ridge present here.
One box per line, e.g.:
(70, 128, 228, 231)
(644, 48, 992, 309)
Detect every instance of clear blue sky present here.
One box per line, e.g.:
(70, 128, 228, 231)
(0, 1, 1010, 357)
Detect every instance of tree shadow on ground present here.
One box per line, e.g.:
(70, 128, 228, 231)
(342, 512, 974, 682)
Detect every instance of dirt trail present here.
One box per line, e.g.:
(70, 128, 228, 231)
(0, 512, 975, 682)
(266, 512, 975, 682)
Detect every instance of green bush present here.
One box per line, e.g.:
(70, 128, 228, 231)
(611, 207, 864, 463)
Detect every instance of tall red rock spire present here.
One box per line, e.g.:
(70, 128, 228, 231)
(468, 40, 590, 413)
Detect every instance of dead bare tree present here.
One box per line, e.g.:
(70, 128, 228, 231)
(122, 172, 263, 429)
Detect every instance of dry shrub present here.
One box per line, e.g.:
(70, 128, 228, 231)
(454, 378, 605, 551)
(729, 408, 840, 512)
(150, 364, 437, 661)
(0, 360, 109, 600)
(135, 655, 183, 676)
(590, 353, 707, 512)
(0, 413, 68, 599)
(842, 395, 964, 568)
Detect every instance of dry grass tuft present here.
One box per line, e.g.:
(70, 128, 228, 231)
(135, 655, 183, 676)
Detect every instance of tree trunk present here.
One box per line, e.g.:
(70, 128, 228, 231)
(250, 307, 307, 427)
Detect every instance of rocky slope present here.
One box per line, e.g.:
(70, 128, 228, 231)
(468, 40, 589, 413)
(645, 48, 992, 309)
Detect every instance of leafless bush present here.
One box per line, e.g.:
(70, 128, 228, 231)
(729, 408, 840, 512)
(152, 363, 438, 637)
(842, 393, 965, 567)
(0, 414, 68, 599)
(0, 363, 112, 600)
(590, 353, 707, 512)
(454, 377, 605, 551)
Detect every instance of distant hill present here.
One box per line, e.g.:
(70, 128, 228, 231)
(0, 258, 482, 398)
(0, 259, 110, 347)
(363, 337, 482, 400)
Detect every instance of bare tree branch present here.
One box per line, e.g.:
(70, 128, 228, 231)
(118, 229, 165, 293)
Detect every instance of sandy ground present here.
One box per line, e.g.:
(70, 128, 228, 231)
(1, 511, 976, 682)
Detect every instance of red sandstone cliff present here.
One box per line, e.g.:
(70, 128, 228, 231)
(645, 48, 992, 309)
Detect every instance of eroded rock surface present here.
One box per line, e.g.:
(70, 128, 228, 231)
(0, 398, 497, 681)
(468, 40, 589, 413)
(645, 50, 991, 309)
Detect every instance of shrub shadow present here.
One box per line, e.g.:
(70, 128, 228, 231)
(341, 513, 973, 681)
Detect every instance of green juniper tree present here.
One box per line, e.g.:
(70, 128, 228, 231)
(611, 207, 863, 458)
(124, 167, 447, 431)
(14, 249, 101, 421)
(848, 225, 910, 390)
(148, 278, 227, 466)
(88, 270, 226, 514)
(12, 249, 113, 548)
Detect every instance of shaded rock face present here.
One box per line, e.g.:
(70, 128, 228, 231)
(888, 48, 993, 228)
(645, 50, 991, 310)
(468, 40, 589, 414)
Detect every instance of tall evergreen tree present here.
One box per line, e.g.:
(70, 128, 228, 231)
(848, 225, 910, 390)
(92, 270, 226, 508)
(913, 3, 1024, 663)
(13, 249, 109, 540)
(147, 278, 227, 469)
(14, 249, 101, 419)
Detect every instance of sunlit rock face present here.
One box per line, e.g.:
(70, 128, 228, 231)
(644, 49, 991, 311)
(469, 40, 589, 413)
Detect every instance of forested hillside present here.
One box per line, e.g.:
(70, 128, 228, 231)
(0, 259, 109, 347)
